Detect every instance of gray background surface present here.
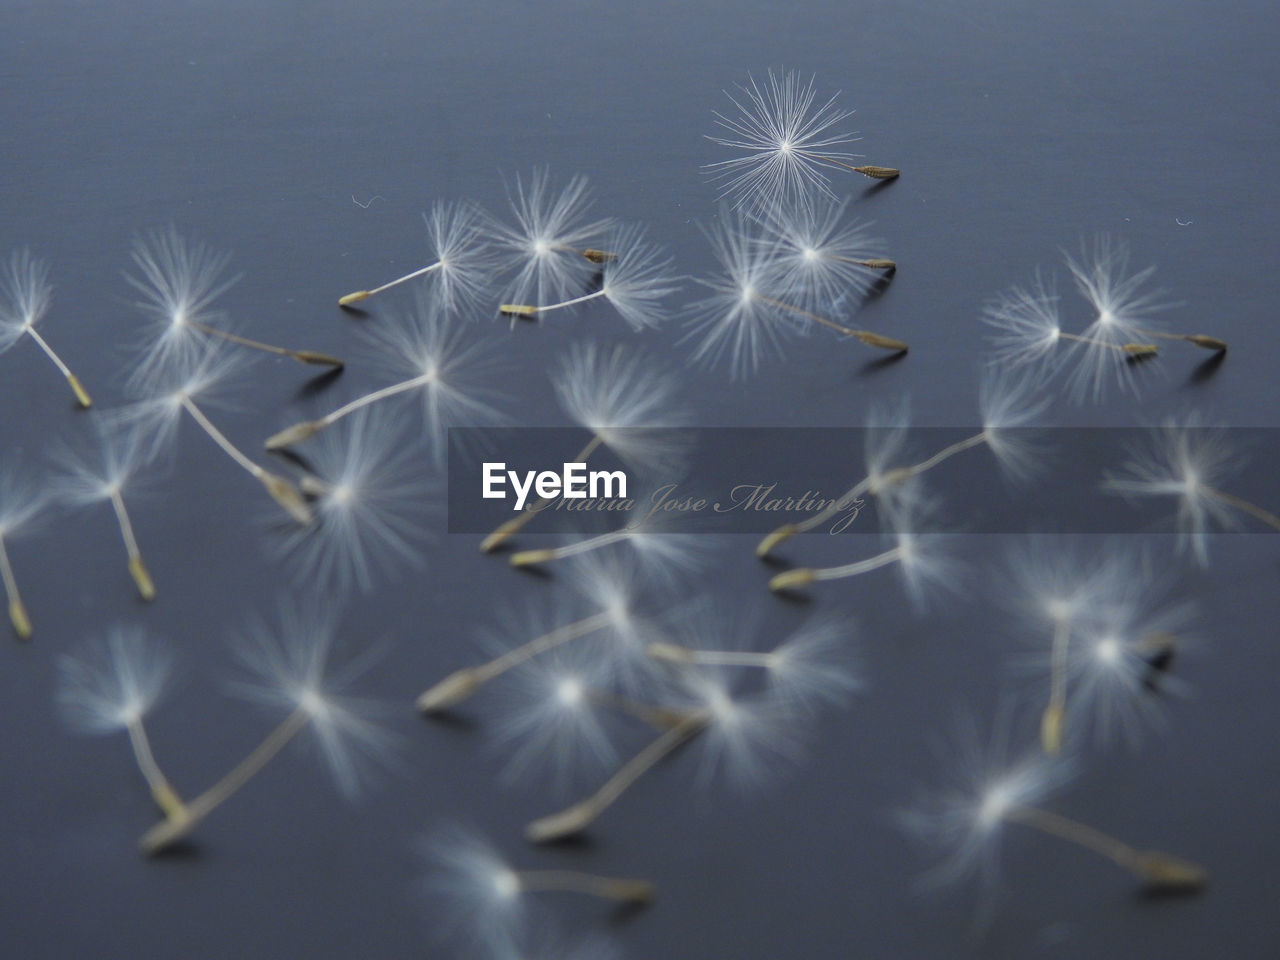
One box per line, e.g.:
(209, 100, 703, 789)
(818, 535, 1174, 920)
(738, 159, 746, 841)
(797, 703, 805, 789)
(2, 1, 1277, 957)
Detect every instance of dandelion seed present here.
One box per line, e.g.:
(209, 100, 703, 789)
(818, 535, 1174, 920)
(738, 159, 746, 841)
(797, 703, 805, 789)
(1060, 236, 1190, 403)
(55, 626, 184, 818)
(0, 249, 91, 406)
(271, 407, 432, 593)
(266, 296, 507, 463)
(525, 668, 800, 842)
(1001, 539, 1155, 754)
(704, 68, 899, 211)
(338, 199, 496, 311)
(488, 644, 625, 793)
(683, 211, 905, 380)
(0, 466, 44, 640)
(480, 342, 689, 552)
(122, 343, 311, 524)
(418, 558, 651, 713)
(500, 222, 679, 331)
(756, 197, 894, 313)
(54, 424, 156, 600)
(492, 167, 614, 312)
(424, 825, 652, 954)
(126, 227, 340, 381)
(1104, 417, 1275, 566)
(139, 600, 395, 854)
(899, 713, 1205, 894)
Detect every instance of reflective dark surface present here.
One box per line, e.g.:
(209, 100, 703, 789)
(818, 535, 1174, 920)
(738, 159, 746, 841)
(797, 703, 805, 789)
(2, 2, 1277, 957)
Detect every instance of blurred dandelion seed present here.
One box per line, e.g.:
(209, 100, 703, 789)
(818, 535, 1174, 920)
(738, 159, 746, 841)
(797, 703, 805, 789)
(0, 466, 44, 640)
(424, 826, 652, 955)
(1104, 418, 1278, 566)
(125, 345, 311, 524)
(139, 601, 394, 854)
(0, 249, 92, 406)
(899, 712, 1206, 894)
(55, 424, 157, 600)
(56, 626, 183, 818)
(272, 407, 432, 593)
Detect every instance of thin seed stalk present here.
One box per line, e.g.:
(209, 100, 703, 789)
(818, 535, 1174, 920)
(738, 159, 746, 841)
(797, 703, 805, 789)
(125, 719, 185, 819)
(339, 260, 443, 305)
(769, 544, 903, 592)
(586, 688, 700, 729)
(266, 373, 434, 450)
(515, 869, 655, 903)
(188, 319, 342, 368)
(26, 325, 92, 407)
(525, 712, 709, 843)
(1042, 617, 1070, 755)
(1006, 804, 1207, 891)
(109, 490, 155, 601)
(0, 536, 31, 640)
(510, 527, 629, 568)
(500, 288, 608, 318)
(758, 296, 908, 351)
(139, 708, 310, 855)
(1132, 327, 1228, 352)
(1203, 486, 1280, 532)
(181, 396, 312, 524)
(1058, 331, 1158, 356)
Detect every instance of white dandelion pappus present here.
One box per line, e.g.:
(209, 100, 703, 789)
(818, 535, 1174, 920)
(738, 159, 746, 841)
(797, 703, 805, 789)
(55, 625, 184, 817)
(704, 68, 875, 210)
(273, 406, 434, 593)
(1062, 235, 1166, 403)
(897, 710, 1075, 891)
(553, 340, 692, 476)
(757, 196, 889, 314)
(1103, 416, 1266, 567)
(981, 269, 1063, 370)
(124, 226, 240, 388)
(423, 825, 653, 956)
(53, 422, 157, 600)
(56, 625, 173, 736)
(488, 640, 623, 795)
(682, 208, 791, 378)
(0, 248, 92, 406)
(120, 340, 312, 524)
(493, 167, 614, 312)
